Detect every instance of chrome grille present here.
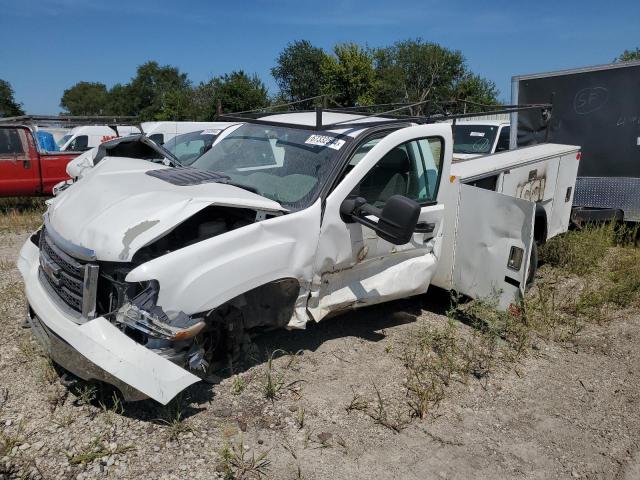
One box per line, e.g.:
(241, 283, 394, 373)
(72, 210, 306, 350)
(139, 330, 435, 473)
(38, 227, 99, 318)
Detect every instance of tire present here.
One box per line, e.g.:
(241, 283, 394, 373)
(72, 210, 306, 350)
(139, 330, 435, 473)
(525, 241, 538, 289)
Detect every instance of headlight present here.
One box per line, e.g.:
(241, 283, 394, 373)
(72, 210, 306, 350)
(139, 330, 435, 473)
(115, 303, 205, 341)
(115, 281, 205, 341)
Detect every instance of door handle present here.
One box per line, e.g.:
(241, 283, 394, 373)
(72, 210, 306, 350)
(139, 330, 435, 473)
(414, 222, 435, 233)
(22, 159, 31, 169)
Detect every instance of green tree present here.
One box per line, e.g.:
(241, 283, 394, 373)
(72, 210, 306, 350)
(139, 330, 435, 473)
(271, 40, 327, 109)
(453, 74, 499, 112)
(372, 39, 498, 114)
(321, 43, 376, 106)
(126, 61, 192, 120)
(615, 48, 640, 62)
(373, 39, 466, 114)
(212, 71, 269, 115)
(60, 81, 109, 115)
(190, 80, 218, 120)
(105, 83, 134, 116)
(0, 79, 24, 117)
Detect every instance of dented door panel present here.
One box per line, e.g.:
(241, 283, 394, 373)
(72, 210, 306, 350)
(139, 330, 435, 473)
(452, 184, 535, 309)
(308, 124, 452, 320)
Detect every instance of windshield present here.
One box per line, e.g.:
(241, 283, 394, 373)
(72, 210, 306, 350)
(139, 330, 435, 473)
(192, 124, 349, 209)
(57, 134, 72, 147)
(453, 125, 498, 154)
(163, 130, 218, 165)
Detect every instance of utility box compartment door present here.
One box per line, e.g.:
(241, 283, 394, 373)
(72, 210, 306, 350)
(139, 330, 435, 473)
(452, 184, 535, 309)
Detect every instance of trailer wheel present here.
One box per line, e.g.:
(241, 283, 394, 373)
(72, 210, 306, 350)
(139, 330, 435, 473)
(525, 242, 538, 289)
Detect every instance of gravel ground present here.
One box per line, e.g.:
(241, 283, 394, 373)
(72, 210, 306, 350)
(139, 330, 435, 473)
(1, 230, 639, 480)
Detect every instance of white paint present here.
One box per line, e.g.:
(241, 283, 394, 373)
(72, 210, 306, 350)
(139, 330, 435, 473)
(59, 125, 140, 152)
(307, 124, 451, 320)
(49, 157, 285, 262)
(18, 111, 581, 403)
(18, 240, 199, 404)
(141, 121, 235, 144)
(452, 184, 534, 309)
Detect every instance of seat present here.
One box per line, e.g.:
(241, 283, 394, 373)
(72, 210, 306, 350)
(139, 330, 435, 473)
(358, 147, 411, 206)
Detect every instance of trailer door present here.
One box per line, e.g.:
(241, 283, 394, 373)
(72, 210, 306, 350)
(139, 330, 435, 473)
(452, 184, 535, 309)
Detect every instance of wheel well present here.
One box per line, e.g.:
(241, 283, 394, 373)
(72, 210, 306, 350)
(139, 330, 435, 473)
(217, 277, 301, 330)
(534, 205, 548, 244)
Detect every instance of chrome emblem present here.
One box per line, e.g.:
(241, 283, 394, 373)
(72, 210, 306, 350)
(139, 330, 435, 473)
(40, 254, 61, 286)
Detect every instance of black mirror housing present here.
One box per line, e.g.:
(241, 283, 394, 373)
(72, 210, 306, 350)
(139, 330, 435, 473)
(341, 195, 421, 245)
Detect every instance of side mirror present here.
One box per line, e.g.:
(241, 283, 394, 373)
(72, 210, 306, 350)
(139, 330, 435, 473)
(340, 195, 421, 245)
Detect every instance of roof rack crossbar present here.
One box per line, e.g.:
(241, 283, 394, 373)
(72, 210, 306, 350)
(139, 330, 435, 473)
(218, 103, 551, 132)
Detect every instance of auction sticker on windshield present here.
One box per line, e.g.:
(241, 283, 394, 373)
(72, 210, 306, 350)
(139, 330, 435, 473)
(305, 134, 346, 150)
(470, 132, 485, 137)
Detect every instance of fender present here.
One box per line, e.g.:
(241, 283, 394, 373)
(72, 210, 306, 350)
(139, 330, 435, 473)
(125, 199, 322, 319)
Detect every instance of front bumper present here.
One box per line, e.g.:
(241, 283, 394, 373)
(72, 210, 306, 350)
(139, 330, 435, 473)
(17, 239, 200, 405)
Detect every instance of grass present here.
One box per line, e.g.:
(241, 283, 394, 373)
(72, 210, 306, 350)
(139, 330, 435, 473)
(65, 431, 134, 465)
(218, 437, 270, 480)
(0, 197, 46, 233)
(345, 383, 409, 433)
(365, 222, 640, 428)
(0, 421, 26, 456)
(158, 395, 195, 441)
(261, 349, 303, 401)
(231, 375, 246, 396)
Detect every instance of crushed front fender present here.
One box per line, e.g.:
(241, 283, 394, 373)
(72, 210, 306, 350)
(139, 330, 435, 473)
(18, 239, 200, 404)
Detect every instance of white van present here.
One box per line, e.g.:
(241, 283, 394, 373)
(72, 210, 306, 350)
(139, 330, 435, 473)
(58, 125, 140, 152)
(141, 122, 235, 145)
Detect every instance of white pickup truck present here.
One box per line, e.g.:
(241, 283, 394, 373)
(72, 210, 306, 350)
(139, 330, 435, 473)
(17, 111, 580, 404)
(452, 120, 511, 160)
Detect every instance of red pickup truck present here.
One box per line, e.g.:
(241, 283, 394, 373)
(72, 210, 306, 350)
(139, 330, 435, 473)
(0, 125, 78, 196)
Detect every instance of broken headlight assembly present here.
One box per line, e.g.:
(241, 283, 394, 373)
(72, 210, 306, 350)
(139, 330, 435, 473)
(114, 281, 205, 342)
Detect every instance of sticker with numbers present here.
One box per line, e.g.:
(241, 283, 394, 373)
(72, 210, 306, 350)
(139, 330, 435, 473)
(305, 134, 346, 150)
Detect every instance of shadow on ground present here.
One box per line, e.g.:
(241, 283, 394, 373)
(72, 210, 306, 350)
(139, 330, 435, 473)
(61, 287, 454, 422)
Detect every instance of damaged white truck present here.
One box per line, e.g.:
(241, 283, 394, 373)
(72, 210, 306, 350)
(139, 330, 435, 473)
(18, 106, 580, 404)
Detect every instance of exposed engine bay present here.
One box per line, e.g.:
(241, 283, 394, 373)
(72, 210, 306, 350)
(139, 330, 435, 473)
(89, 205, 295, 377)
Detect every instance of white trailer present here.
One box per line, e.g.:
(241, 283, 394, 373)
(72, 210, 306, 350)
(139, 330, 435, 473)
(18, 109, 580, 404)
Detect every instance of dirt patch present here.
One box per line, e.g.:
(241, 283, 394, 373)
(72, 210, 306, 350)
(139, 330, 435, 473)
(1, 227, 639, 480)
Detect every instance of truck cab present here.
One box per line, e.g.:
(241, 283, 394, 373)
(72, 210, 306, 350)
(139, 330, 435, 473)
(452, 120, 511, 160)
(0, 125, 79, 196)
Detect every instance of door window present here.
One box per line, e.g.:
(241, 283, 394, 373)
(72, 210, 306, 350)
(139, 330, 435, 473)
(0, 128, 25, 155)
(149, 133, 164, 145)
(495, 126, 511, 152)
(350, 137, 443, 208)
(67, 135, 89, 151)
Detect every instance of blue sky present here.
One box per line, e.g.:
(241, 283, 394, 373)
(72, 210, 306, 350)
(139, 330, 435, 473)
(1, 0, 638, 114)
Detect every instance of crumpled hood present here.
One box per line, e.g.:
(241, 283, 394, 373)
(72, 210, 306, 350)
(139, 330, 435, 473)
(48, 157, 285, 262)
